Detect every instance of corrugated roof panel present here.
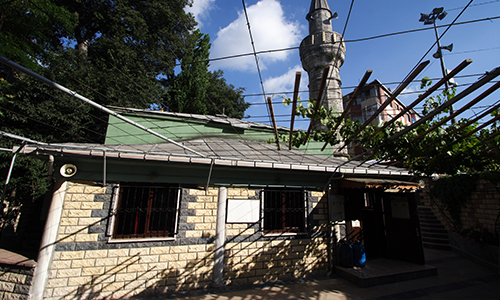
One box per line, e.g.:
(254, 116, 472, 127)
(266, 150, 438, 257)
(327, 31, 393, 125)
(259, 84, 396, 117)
(291, 165, 309, 171)
(214, 159, 234, 166)
(144, 154, 169, 161)
(273, 163, 292, 170)
(18, 137, 412, 176)
(119, 153, 144, 159)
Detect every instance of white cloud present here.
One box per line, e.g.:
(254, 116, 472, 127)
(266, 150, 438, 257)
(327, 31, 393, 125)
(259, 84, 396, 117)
(210, 0, 301, 72)
(185, 0, 216, 27)
(264, 65, 308, 95)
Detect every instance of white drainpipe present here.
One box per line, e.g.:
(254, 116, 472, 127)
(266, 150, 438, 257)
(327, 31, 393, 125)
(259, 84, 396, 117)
(213, 186, 227, 286)
(30, 179, 67, 299)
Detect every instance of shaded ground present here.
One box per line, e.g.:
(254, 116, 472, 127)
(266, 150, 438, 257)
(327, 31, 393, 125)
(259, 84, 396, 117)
(130, 248, 500, 300)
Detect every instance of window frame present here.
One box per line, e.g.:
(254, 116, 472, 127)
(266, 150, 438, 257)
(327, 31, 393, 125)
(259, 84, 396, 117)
(261, 188, 307, 235)
(107, 183, 180, 242)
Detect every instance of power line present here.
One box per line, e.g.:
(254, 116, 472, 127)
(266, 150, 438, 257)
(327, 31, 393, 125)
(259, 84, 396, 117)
(4, 1, 495, 157)
(448, 0, 500, 11)
(195, 15, 500, 66)
(241, 0, 271, 126)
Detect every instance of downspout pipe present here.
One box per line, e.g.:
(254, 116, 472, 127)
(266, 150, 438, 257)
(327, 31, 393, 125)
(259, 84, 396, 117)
(213, 186, 227, 287)
(30, 179, 67, 300)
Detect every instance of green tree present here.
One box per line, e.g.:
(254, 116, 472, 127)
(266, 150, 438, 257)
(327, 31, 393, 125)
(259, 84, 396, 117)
(166, 29, 211, 115)
(0, 0, 248, 254)
(204, 70, 249, 119)
(165, 29, 249, 118)
(0, 0, 75, 69)
(49, 0, 196, 109)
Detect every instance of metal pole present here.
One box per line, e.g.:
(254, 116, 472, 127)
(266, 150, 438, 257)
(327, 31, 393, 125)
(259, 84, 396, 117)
(1, 145, 24, 205)
(289, 72, 301, 150)
(433, 21, 456, 124)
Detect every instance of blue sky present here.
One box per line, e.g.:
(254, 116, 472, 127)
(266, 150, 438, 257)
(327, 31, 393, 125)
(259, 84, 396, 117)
(186, 0, 500, 128)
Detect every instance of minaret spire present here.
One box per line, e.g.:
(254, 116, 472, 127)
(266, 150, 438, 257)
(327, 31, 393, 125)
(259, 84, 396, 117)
(307, 0, 333, 33)
(300, 0, 345, 132)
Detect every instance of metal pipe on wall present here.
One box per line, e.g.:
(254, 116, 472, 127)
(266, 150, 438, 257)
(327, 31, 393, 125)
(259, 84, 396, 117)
(213, 186, 227, 286)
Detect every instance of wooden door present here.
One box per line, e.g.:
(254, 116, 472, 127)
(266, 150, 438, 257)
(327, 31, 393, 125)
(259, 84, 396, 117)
(382, 192, 425, 264)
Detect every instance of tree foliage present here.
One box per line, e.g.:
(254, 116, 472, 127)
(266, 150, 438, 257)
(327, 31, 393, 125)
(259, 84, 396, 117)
(0, 0, 249, 252)
(1, 0, 249, 144)
(0, 0, 75, 69)
(164, 29, 249, 118)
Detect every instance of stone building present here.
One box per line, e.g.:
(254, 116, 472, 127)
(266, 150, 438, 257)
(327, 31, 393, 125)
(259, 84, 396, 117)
(0, 1, 438, 299)
(19, 108, 421, 299)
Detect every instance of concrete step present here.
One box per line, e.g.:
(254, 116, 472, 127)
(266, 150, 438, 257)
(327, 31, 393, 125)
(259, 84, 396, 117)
(420, 218, 444, 225)
(417, 205, 450, 251)
(423, 236, 449, 244)
(421, 230, 449, 239)
(334, 258, 438, 287)
(422, 241, 451, 251)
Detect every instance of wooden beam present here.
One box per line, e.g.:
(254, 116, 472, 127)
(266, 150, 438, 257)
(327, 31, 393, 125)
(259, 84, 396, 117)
(368, 59, 473, 140)
(321, 69, 373, 151)
(337, 60, 430, 153)
(411, 80, 500, 143)
(389, 65, 500, 141)
(289, 72, 301, 150)
(267, 97, 281, 150)
(423, 101, 500, 151)
(303, 65, 330, 145)
(460, 114, 500, 140)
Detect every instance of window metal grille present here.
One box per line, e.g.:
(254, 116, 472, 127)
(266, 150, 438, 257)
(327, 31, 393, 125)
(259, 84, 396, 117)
(113, 184, 179, 239)
(263, 189, 306, 233)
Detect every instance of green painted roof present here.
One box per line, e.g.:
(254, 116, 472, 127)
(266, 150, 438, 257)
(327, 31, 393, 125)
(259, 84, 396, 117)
(104, 107, 336, 156)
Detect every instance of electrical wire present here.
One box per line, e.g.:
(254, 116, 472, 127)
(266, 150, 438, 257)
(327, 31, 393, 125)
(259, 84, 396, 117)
(173, 15, 500, 67)
(3, 1, 500, 163)
(401, 0, 474, 86)
(241, 0, 272, 127)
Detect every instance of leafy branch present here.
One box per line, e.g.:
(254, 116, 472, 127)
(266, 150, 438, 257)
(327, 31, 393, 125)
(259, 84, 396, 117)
(278, 79, 500, 177)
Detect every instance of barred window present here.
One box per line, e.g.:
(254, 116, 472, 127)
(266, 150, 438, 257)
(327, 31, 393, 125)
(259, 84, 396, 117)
(263, 189, 306, 233)
(113, 184, 179, 239)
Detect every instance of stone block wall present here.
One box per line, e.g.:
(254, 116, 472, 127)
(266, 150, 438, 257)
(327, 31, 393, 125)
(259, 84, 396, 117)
(43, 182, 329, 299)
(45, 182, 216, 299)
(461, 180, 500, 233)
(0, 249, 37, 300)
(419, 178, 500, 233)
(0, 264, 35, 300)
(223, 190, 329, 285)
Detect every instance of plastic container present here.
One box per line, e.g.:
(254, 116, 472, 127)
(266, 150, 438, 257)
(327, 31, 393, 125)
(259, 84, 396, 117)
(352, 242, 366, 267)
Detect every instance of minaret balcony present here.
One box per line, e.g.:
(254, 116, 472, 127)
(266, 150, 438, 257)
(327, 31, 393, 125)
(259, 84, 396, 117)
(300, 31, 344, 48)
(299, 31, 345, 71)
